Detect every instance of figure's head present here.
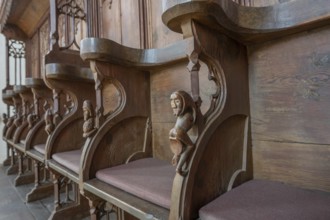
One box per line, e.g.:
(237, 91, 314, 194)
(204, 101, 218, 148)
(83, 100, 93, 120)
(170, 91, 195, 117)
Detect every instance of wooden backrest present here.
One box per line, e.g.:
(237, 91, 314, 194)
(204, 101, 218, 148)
(43, 0, 96, 159)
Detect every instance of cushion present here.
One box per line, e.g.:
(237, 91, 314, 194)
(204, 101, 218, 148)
(52, 150, 82, 174)
(199, 179, 330, 220)
(96, 158, 175, 209)
(33, 144, 46, 155)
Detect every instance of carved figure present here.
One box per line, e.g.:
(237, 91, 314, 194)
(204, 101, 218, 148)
(45, 109, 55, 135)
(82, 100, 96, 138)
(169, 91, 197, 176)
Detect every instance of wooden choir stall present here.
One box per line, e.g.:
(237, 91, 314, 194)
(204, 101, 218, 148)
(0, 0, 330, 219)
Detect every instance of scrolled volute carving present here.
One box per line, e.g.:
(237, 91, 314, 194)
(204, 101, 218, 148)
(82, 100, 96, 138)
(14, 114, 22, 127)
(5, 116, 14, 128)
(169, 90, 199, 176)
(27, 113, 38, 128)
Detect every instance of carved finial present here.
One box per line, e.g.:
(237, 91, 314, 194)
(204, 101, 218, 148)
(169, 91, 197, 176)
(82, 100, 96, 138)
(45, 109, 55, 135)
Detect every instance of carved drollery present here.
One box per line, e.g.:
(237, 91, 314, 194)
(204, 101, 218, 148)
(82, 100, 96, 138)
(169, 90, 198, 176)
(45, 109, 55, 135)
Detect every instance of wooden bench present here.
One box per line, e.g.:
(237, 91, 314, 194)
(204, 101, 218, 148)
(163, 0, 330, 219)
(33, 0, 98, 219)
(3, 86, 26, 175)
(44, 52, 95, 219)
(8, 85, 37, 186)
(2, 85, 15, 166)
(24, 78, 54, 202)
(79, 19, 250, 218)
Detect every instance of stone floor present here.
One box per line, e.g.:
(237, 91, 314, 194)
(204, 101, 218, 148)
(0, 165, 52, 220)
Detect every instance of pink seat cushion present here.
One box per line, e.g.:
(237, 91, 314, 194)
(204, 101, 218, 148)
(96, 158, 175, 209)
(52, 150, 82, 174)
(33, 144, 46, 155)
(199, 179, 330, 220)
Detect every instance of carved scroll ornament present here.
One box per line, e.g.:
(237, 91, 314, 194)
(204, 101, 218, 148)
(82, 100, 96, 138)
(169, 90, 198, 176)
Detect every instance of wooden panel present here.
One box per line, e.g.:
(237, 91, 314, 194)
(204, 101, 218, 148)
(101, 0, 122, 44)
(149, 0, 182, 48)
(15, 0, 49, 37)
(249, 25, 330, 191)
(30, 32, 39, 78)
(253, 140, 330, 192)
(121, 0, 141, 48)
(39, 18, 49, 78)
(249, 25, 330, 145)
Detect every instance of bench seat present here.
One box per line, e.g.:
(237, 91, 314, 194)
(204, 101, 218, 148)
(33, 144, 46, 155)
(95, 158, 175, 209)
(52, 149, 82, 174)
(199, 179, 330, 220)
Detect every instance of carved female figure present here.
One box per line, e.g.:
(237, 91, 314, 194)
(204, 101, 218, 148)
(169, 91, 197, 176)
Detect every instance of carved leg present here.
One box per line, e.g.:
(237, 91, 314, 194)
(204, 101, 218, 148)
(14, 152, 34, 186)
(49, 179, 89, 220)
(176, 145, 194, 176)
(88, 197, 105, 220)
(26, 161, 53, 202)
(6, 147, 19, 175)
(2, 144, 11, 166)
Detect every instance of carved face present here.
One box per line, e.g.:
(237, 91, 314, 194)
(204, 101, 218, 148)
(82, 100, 93, 120)
(83, 107, 90, 120)
(170, 93, 183, 117)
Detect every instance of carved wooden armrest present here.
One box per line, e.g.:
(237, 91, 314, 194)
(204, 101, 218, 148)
(163, 0, 330, 43)
(43, 53, 95, 161)
(79, 38, 194, 182)
(2, 87, 15, 138)
(24, 78, 53, 151)
(10, 85, 33, 144)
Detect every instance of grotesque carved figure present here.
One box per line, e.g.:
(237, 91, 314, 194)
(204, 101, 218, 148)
(82, 100, 96, 138)
(169, 91, 197, 176)
(45, 109, 55, 135)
